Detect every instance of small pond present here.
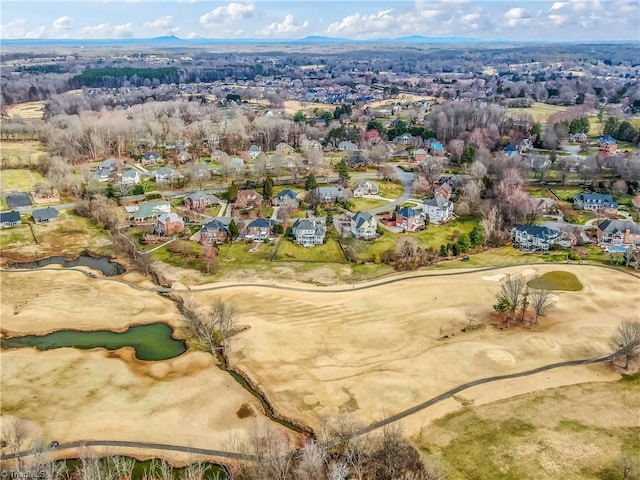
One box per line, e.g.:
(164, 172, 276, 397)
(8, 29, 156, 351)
(8, 254, 125, 276)
(1, 323, 186, 361)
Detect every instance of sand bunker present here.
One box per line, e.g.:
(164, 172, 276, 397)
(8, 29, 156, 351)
(482, 273, 505, 281)
(521, 268, 536, 277)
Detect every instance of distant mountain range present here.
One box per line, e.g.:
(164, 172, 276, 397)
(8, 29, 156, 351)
(1, 34, 489, 46)
(2, 35, 635, 47)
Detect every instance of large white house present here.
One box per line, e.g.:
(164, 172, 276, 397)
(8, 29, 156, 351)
(292, 217, 326, 247)
(423, 196, 455, 224)
(511, 225, 560, 252)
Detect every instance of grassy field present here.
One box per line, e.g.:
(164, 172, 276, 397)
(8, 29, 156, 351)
(557, 201, 598, 224)
(349, 198, 390, 212)
(377, 181, 404, 198)
(507, 102, 570, 123)
(0, 169, 44, 195)
(6, 101, 46, 120)
(416, 216, 480, 249)
(0, 142, 47, 169)
(0, 211, 113, 261)
(434, 246, 571, 269)
(527, 271, 584, 291)
(419, 376, 640, 480)
(275, 237, 346, 263)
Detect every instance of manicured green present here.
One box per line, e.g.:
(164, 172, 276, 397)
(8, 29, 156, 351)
(2, 323, 186, 361)
(349, 198, 390, 212)
(527, 271, 583, 291)
(275, 238, 347, 263)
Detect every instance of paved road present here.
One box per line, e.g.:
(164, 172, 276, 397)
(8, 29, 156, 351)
(367, 165, 414, 214)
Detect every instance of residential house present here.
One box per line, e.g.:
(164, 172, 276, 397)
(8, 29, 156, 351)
(235, 189, 263, 209)
(0, 210, 21, 228)
(244, 218, 277, 242)
(93, 167, 112, 182)
(435, 182, 453, 201)
(530, 156, 551, 171)
(184, 191, 219, 211)
(597, 219, 640, 246)
(5, 192, 31, 208)
(511, 225, 560, 252)
(352, 180, 379, 197)
(155, 166, 182, 184)
(121, 169, 141, 186)
(176, 151, 192, 164)
(573, 193, 618, 214)
(99, 157, 121, 171)
(211, 149, 226, 162)
(351, 211, 377, 239)
(530, 197, 557, 215)
(317, 186, 350, 204)
(423, 197, 454, 224)
(338, 141, 358, 152)
(200, 219, 229, 245)
(413, 149, 428, 162)
(394, 133, 413, 145)
(131, 200, 171, 222)
(155, 212, 185, 236)
(192, 163, 212, 180)
(570, 132, 588, 144)
(292, 217, 326, 246)
(427, 138, 446, 156)
(141, 152, 162, 166)
(228, 157, 246, 173)
(248, 145, 262, 159)
(396, 206, 425, 231)
(275, 142, 293, 154)
(597, 135, 617, 154)
(32, 206, 58, 224)
(272, 189, 299, 208)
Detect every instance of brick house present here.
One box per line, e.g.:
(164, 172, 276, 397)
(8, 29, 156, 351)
(155, 212, 185, 236)
(396, 206, 425, 231)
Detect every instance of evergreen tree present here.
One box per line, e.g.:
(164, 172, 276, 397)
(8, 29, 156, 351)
(305, 174, 318, 191)
(263, 176, 274, 200)
(228, 219, 239, 240)
(227, 181, 238, 202)
(336, 159, 350, 185)
(462, 145, 475, 164)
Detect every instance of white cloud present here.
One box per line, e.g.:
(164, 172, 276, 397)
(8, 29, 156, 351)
(144, 16, 174, 29)
(460, 12, 480, 24)
(200, 3, 254, 28)
(548, 14, 567, 25)
(327, 9, 396, 37)
(114, 22, 134, 38)
(53, 16, 73, 30)
(550, 2, 568, 10)
(504, 7, 531, 27)
(258, 14, 309, 36)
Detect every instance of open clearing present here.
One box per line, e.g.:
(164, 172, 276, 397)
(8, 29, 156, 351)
(0, 269, 286, 455)
(6, 101, 46, 120)
(507, 102, 570, 123)
(0, 141, 47, 169)
(190, 264, 639, 436)
(0, 168, 44, 195)
(419, 376, 640, 479)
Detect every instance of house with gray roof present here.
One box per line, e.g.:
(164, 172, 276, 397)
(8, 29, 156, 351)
(131, 200, 171, 222)
(248, 145, 262, 159)
(243, 218, 277, 242)
(423, 196, 454, 224)
(351, 211, 377, 239)
(32, 206, 59, 223)
(177, 151, 192, 163)
(141, 151, 162, 166)
(5, 192, 31, 208)
(573, 193, 618, 214)
(200, 219, 229, 245)
(0, 210, 21, 228)
(338, 141, 358, 152)
(352, 180, 379, 197)
(273, 189, 299, 208)
(121, 169, 141, 186)
(155, 212, 185, 236)
(292, 217, 326, 246)
(597, 219, 640, 246)
(396, 206, 425, 231)
(184, 191, 219, 211)
(511, 225, 560, 252)
(155, 166, 182, 184)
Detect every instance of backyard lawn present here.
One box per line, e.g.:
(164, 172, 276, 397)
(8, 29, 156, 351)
(0, 142, 47, 169)
(377, 181, 404, 199)
(507, 102, 569, 123)
(275, 237, 346, 263)
(416, 216, 480, 249)
(0, 169, 45, 195)
(349, 198, 391, 212)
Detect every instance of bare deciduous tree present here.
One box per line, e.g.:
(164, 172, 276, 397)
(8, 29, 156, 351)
(529, 289, 556, 326)
(609, 320, 640, 369)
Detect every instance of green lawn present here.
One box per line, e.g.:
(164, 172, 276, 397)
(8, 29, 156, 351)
(218, 241, 277, 266)
(433, 246, 570, 269)
(349, 198, 391, 212)
(416, 216, 480, 250)
(275, 237, 347, 263)
(0, 169, 45, 195)
(527, 271, 583, 291)
(507, 102, 569, 123)
(0, 224, 36, 250)
(377, 181, 404, 199)
(557, 202, 597, 224)
(358, 231, 398, 262)
(548, 187, 582, 202)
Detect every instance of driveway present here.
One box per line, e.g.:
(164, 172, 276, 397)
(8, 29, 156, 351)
(366, 165, 414, 214)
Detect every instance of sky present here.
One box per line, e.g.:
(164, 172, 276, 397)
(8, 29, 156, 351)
(1, 0, 639, 41)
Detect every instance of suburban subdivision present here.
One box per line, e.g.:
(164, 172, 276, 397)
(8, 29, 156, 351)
(1, 18, 639, 480)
